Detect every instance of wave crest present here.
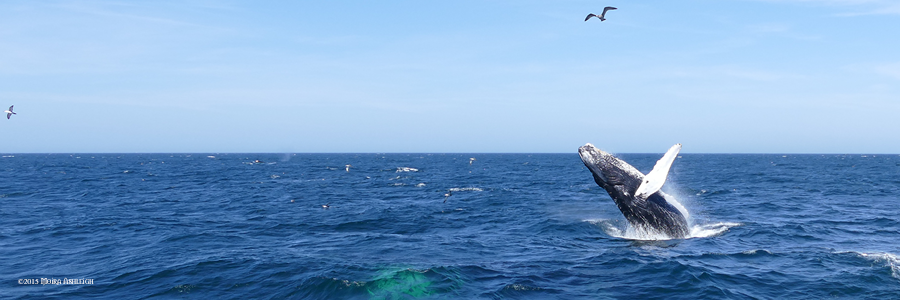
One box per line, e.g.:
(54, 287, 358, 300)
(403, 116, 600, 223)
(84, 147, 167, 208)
(857, 252, 900, 280)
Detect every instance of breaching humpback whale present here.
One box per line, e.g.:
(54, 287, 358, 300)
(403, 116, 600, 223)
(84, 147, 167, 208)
(579, 143, 690, 238)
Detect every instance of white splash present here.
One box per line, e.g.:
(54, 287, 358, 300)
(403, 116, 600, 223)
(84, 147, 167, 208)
(620, 225, 680, 241)
(661, 192, 690, 221)
(689, 222, 741, 238)
(588, 219, 741, 241)
(396, 167, 419, 172)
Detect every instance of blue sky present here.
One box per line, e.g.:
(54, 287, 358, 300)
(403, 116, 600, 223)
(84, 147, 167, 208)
(1, 0, 898, 153)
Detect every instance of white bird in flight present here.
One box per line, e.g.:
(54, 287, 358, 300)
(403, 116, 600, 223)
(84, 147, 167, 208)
(443, 190, 452, 203)
(585, 6, 617, 22)
(4, 105, 15, 119)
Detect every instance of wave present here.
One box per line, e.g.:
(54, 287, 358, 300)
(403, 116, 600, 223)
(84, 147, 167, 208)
(850, 252, 900, 280)
(396, 167, 419, 172)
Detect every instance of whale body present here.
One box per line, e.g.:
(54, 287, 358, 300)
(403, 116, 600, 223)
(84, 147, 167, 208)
(579, 143, 690, 239)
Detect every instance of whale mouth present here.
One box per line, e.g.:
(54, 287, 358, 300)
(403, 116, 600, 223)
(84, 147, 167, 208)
(577, 143, 596, 161)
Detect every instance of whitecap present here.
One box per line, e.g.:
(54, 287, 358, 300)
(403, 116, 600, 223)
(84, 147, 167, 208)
(855, 252, 900, 280)
(396, 167, 419, 172)
(449, 187, 483, 192)
(741, 249, 772, 255)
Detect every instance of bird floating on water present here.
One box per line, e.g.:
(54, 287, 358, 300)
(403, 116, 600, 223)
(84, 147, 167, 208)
(585, 6, 617, 22)
(5, 105, 15, 119)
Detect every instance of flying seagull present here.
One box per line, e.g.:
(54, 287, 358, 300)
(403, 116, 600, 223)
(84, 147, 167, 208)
(4, 105, 15, 119)
(585, 6, 617, 22)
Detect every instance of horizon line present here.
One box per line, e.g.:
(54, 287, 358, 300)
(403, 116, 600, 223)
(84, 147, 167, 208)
(2, 152, 898, 155)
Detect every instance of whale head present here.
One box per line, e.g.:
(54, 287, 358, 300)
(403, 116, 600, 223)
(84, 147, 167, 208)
(578, 143, 644, 197)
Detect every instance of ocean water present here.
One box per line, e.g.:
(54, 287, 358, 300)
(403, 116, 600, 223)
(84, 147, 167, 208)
(2, 153, 899, 299)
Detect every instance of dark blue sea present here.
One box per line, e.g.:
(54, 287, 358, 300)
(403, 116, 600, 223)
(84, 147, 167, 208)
(2, 153, 900, 299)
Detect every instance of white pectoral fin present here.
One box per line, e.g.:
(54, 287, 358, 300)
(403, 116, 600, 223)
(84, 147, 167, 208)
(634, 143, 682, 200)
